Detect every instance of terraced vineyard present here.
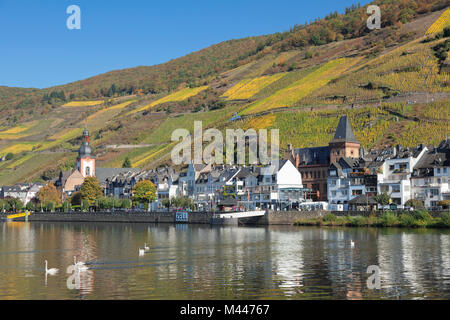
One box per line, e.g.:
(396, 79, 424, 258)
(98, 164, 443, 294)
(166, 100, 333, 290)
(127, 86, 209, 115)
(63, 100, 104, 107)
(303, 38, 450, 105)
(222, 74, 286, 100)
(241, 57, 362, 115)
(425, 8, 450, 34)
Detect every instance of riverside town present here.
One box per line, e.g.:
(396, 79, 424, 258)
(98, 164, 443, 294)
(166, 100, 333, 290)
(1, 116, 449, 217)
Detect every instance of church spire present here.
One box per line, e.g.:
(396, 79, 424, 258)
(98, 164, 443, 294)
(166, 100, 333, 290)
(82, 125, 90, 143)
(77, 125, 95, 177)
(330, 115, 359, 144)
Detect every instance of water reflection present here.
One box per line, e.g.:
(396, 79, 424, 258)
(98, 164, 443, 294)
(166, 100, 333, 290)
(0, 222, 448, 300)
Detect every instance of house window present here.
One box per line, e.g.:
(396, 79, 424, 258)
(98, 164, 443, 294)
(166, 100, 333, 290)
(430, 189, 439, 196)
(331, 191, 336, 197)
(437, 168, 441, 174)
(392, 185, 401, 193)
(444, 168, 447, 174)
(389, 165, 395, 171)
(86, 166, 90, 176)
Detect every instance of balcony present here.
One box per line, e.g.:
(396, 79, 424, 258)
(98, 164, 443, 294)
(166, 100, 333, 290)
(383, 175, 409, 183)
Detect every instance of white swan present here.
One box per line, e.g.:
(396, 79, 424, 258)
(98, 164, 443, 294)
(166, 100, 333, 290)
(144, 243, 150, 252)
(45, 260, 59, 275)
(350, 240, 355, 248)
(139, 248, 145, 256)
(73, 256, 89, 271)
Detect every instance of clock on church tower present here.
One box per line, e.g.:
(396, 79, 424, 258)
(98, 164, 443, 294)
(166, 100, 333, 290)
(77, 127, 95, 177)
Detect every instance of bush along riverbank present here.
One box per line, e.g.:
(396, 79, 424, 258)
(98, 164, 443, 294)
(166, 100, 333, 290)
(294, 210, 450, 228)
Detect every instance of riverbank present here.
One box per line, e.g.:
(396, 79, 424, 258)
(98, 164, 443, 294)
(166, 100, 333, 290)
(294, 211, 450, 228)
(1, 209, 449, 228)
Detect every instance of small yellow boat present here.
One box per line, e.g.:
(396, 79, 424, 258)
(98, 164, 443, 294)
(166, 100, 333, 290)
(5, 211, 31, 221)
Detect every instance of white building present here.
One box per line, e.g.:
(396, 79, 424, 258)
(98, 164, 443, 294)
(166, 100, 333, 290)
(250, 160, 305, 210)
(377, 144, 427, 206)
(0, 183, 43, 205)
(411, 139, 450, 208)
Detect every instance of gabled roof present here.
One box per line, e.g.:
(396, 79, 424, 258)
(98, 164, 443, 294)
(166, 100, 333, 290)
(96, 168, 141, 186)
(330, 116, 359, 144)
(338, 157, 361, 169)
(293, 146, 330, 166)
(219, 167, 240, 182)
(414, 139, 450, 170)
(2, 185, 24, 193)
(348, 194, 377, 205)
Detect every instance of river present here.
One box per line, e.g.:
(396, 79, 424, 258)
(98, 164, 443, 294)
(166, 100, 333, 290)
(0, 221, 449, 300)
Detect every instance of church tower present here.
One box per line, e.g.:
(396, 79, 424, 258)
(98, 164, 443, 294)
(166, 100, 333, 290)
(329, 116, 360, 163)
(77, 127, 95, 177)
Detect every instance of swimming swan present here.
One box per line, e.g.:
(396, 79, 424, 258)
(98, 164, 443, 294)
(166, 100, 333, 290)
(45, 260, 59, 275)
(73, 256, 89, 271)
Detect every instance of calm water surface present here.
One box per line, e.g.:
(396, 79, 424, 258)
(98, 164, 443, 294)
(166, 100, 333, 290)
(0, 221, 449, 300)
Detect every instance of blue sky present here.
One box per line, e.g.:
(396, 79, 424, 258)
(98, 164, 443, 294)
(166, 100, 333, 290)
(0, 0, 372, 88)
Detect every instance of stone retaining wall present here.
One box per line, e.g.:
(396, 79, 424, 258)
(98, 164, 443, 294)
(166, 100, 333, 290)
(1, 209, 446, 226)
(1, 211, 213, 224)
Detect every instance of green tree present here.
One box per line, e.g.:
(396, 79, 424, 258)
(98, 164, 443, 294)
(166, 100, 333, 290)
(171, 196, 194, 210)
(405, 199, 424, 209)
(81, 199, 90, 211)
(5, 153, 14, 161)
(444, 27, 450, 38)
(131, 180, 157, 205)
(374, 192, 390, 206)
(63, 200, 71, 212)
(70, 191, 82, 206)
(98, 197, 120, 210)
(45, 201, 55, 212)
(121, 198, 132, 209)
(4, 197, 24, 212)
(161, 198, 171, 210)
(80, 177, 103, 205)
(0, 199, 11, 212)
(26, 201, 35, 212)
(122, 157, 132, 168)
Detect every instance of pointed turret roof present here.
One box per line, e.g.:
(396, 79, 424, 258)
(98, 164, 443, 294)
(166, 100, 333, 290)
(78, 126, 93, 158)
(330, 116, 359, 144)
